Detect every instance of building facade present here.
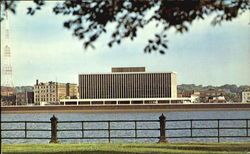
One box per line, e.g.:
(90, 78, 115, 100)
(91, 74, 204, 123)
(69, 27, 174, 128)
(1, 86, 16, 105)
(199, 89, 225, 103)
(178, 90, 200, 103)
(242, 89, 250, 103)
(34, 80, 78, 105)
(16, 91, 34, 105)
(79, 67, 177, 99)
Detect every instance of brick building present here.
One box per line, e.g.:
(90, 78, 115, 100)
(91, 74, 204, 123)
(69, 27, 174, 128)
(34, 80, 78, 105)
(199, 89, 226, 103)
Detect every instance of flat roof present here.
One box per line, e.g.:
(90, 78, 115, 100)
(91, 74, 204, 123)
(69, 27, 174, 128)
(79, 72, 177, 75)
(112, 67, 146, 73)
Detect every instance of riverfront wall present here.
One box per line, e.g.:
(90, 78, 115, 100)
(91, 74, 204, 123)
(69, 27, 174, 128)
(2, 103, 250, 113)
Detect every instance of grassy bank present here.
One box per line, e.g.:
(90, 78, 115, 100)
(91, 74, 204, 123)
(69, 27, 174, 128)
(2, 142, 250, 154)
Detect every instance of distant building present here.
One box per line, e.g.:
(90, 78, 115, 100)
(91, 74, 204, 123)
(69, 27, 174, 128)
(208, 96, 226, 103)
(1, 86, 16, 105)
(242, 89, 250, 103)
(178, 90, 200, 97)
(16, 91, 34, 105)
(199, 89, 225, 103)
(60, 67, 192, 105)
(178, 90, 200, 103)
(34, 80, 78, 105)
(79, 67, 177, 99)
(1, 86, 15, 97)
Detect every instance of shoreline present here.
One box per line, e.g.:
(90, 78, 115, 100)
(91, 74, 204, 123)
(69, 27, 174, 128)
(1, 103, 250, 114)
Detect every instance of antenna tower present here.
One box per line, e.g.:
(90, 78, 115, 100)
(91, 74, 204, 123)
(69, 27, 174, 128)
(1, 12, 14, 88)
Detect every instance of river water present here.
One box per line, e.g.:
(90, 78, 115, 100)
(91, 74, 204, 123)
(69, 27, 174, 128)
(1, 110, 250, 143)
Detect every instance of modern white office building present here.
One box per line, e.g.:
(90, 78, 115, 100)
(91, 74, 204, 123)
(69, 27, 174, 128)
(79, 67, 177, 99)
(60, 67, 191, 105)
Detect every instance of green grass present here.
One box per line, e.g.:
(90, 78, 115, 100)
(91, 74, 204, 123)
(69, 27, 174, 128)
(2, 142, 250, 154)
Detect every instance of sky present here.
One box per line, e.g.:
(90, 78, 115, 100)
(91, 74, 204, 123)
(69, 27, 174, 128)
(1, 1, 250, 87)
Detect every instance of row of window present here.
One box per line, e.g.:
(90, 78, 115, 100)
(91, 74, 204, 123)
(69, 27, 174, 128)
(35, 98, 56, 102)
(79, 73, 173, 99)
(35, 94, 56, 98)
(243, 92, 250, 96)
(35, 90, 55, 93)
(35, 86, 56, 89)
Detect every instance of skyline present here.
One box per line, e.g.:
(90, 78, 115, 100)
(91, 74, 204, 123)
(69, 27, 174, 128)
(1, 1, 250, 87)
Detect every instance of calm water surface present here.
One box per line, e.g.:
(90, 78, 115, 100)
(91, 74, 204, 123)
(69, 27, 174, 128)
(2, 111, 250, 143)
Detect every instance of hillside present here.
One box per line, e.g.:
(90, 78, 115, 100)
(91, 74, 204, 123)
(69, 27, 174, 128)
(177, 84, 250, 102)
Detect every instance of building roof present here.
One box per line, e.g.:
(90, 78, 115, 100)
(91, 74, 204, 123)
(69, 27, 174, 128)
(79, 67, 176, 75)
(35, 81, 77, 86)
(79, 72, 177, 75)
(112, 67, 146, 73)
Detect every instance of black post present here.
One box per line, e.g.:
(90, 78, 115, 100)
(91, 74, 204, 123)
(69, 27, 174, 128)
(108, 121, 111, 143)
(135, 121, 137, 139)
(246, 120, 249, 137)
(190, 120, 193, 137)
(159, 113, 167, 143)
(217, 119, 220, 143)
(82, 121, 84, 139)
(50, 115, 58, 143)
(25, 121, 27, 138)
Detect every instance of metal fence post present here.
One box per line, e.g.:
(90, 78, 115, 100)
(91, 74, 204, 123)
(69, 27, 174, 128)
(159, 113, 167, 143)
(24, 121, 27, 138)
(246, 119, 249, 137)
(108, 121, 111, 143)
(50, 115, 58, 143)
(217, 119, 220, 143)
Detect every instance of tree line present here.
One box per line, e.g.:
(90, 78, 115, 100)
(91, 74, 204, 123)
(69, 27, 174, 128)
(177, 84, 250, 102)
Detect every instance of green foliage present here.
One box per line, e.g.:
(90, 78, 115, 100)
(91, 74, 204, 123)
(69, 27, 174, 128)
(1, 0, 249, 54)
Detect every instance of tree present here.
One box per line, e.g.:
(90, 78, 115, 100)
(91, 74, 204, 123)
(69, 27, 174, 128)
(1, 0, 249, 54)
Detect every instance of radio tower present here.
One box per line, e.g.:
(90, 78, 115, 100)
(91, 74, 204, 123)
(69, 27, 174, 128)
(1, 12, 14, 89)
